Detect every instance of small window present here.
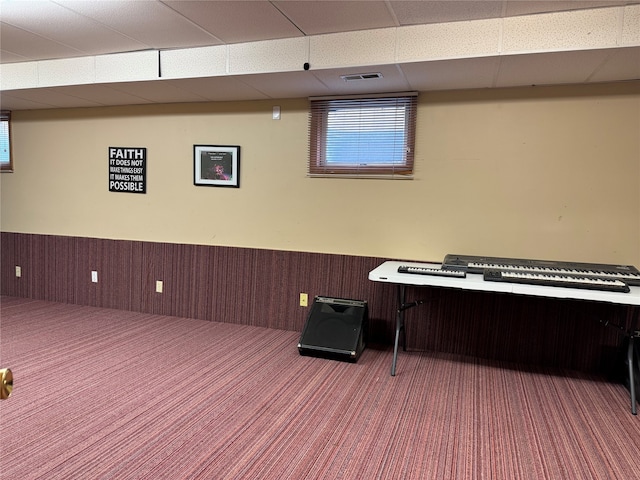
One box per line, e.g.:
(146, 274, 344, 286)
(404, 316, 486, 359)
(1, 111, 13, 172)
(308, 93, 417, 178)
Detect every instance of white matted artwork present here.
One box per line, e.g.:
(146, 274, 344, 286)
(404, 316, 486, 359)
(194, 145, 240, 188)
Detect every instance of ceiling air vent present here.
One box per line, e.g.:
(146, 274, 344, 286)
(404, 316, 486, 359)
(340, 72, 383, 82)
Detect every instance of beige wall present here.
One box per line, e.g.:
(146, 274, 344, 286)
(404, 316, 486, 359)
(2, 82, 639, 266)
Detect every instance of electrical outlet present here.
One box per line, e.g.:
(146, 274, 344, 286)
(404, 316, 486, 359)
(15, 266, 21, 278)
(156, 280, 163, 293)
(91, 271, 98, 283)
(299, 293, 308, 307)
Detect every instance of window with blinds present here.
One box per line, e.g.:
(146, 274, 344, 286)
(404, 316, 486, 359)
(308, 93, 417, 178)
(0, 111, 12, 172)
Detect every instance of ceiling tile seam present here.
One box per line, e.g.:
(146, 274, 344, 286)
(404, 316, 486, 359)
(158, 0, 226, 46)
(497, 16, 505, 55)
(53, 0, 158, 53)
(500, 0, 509, 18)
(47, 88, 105, 108)
(584, 50, 621, 83)
(231, 76, 274, 100)
(0, 20, 87, 61)
(617, 5, 625, 47)
(392, 25, 398, 67)
(164, 80, 212, 103)
(383, 0, 401, 27)
(392, 63, 411, 92)
(88, 83, 154, 105)
(3, 93, 55, 109)
(621, 4, 640, 46)
(269, 0, 308, 36)
(490, 15, 506, 87)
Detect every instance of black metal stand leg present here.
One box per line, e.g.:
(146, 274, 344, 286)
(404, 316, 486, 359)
(625, 307, 640, 415)
(391, 313, 402, 377)
(628, 334, 638, 415)
(391, 285, 406, 377)
(635, 337, 640, 414)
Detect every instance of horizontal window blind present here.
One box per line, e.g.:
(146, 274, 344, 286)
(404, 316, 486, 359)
(308, 93, 417, 178)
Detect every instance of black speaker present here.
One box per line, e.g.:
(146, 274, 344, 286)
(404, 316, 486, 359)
(298, 296, 368, 362)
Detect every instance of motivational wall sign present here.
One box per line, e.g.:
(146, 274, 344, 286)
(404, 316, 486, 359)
(108, 147, 147, 193)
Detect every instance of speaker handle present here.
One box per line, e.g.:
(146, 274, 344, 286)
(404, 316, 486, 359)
(1, 368, 13, 400)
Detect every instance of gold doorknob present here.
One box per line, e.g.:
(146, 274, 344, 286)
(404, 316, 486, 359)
(1, 368, 13, 400)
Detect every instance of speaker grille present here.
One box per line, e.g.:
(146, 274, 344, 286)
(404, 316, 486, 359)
(298, 297, 368, 361)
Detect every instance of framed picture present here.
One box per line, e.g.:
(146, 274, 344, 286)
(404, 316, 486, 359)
(194, 145, 240, 188)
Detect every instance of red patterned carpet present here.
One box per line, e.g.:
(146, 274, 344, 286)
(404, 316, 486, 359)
(1, 296, 638, 479)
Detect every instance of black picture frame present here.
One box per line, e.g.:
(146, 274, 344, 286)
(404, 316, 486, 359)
(194, 145, 240, 188)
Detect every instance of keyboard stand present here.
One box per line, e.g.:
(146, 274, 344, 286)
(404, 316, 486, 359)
(370, 260, 640, 415)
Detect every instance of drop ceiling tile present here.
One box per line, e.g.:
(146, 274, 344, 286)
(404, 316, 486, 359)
(401, 57, 500, 91)
(502, 0, 629, 17)
(0, 22, 85, 62)
(502, 8, 619, 54)
(165, 77, 270, 102)
(0, 1, 86, 34)
(274, 1, 396, 35)
(396, 19, 501, 62)
(588, 47, 640, 82)
(165, 1, 302, 44)
(496, 50, 612, 87)
(54, 84, 161, 107)
(622, 5, 640, 45)
(391, 0, 503, 25)
(38, 57, 95, 87)
(0, 62, 39, 90)
(104, 80, 208, 104)
(310, 29, 396, 69)
(310, 64, 411, 96)
(58, 0, 218, 49)
(160, 46, 227, 79)
(0, 92, 60, 110)
(0, 50, 29, 64)
(96, 51, 159, 83)
(240, 71, 330, 99)
(1, 1, 148, 57)
(229, 37, 307, 74)
(0, 87, 105, 109)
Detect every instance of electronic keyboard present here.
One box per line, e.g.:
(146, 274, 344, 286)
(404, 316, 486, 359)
(483, 269, 630, 293)
(398, 265, 466, 278)
(443, 254, 640, 286)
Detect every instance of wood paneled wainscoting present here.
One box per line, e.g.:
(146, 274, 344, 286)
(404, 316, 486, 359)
(0, 232, 632, 375)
